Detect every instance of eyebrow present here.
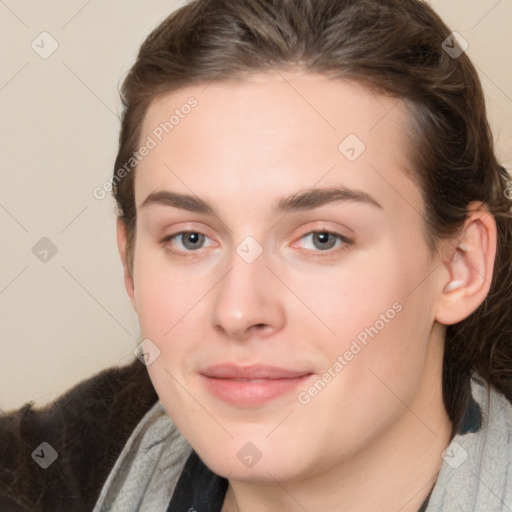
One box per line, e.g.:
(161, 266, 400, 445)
(140, 186, 383, 215)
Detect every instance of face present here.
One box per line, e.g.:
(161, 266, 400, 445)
(124, 72, 446, 483)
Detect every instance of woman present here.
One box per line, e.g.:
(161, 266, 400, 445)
(1, 0, 511, 510)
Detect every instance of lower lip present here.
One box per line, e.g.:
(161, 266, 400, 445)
(201, 374, 314, 407)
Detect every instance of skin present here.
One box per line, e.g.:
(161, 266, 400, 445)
(116, 72, 496, 511)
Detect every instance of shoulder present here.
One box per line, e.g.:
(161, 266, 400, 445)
(0, 359, 158, 512)
(427, 375, 512, 511)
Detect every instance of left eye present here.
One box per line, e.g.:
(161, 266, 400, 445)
(297, 230, 351, 252)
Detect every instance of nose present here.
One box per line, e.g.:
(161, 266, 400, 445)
(210, 247, 286, 341)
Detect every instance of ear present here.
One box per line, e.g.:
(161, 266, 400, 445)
(434, 202, 497, 325)
(116, 218, 136, 312)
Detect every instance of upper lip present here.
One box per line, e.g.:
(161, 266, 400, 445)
(201, 364, 311, 380)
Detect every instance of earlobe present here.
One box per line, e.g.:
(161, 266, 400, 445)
(116, 218, 137, 311)
(435, 203, 497, 326)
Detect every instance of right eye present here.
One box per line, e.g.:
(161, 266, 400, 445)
(160, 231, 215, 257)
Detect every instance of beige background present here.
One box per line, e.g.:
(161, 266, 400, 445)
(1, 0, 511, 411)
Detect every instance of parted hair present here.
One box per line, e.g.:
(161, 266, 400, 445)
(112, 0, 512, 432)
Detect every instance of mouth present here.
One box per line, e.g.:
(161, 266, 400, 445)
(200, 364, 315, 407)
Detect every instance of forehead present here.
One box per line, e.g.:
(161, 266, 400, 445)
(135, 72, 422, 219)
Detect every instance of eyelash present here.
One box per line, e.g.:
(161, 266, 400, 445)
(159, 228, 354, 259)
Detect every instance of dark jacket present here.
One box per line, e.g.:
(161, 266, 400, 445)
(0, 359, 157, 512)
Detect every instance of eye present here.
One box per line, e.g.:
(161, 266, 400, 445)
(160, 231, 213, 255)
(160, 228, 353, 259)
(294, 229, 353, 256)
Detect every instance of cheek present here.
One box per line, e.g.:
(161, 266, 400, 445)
(132, 248, 201, 338)
(294, 245, 410, 343)
(348, 266, 435, 405)
(131, 253, 210, 395)
(291, 297, 435, 467)
(315, 240, 434, 387)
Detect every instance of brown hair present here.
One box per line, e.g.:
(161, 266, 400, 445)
(112, 0, 512, 431)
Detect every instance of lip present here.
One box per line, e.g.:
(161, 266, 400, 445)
(200, 364, 314, 407)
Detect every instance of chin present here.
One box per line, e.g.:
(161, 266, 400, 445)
(194, 434, 311, 483)
(205, 454, 302, 483)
